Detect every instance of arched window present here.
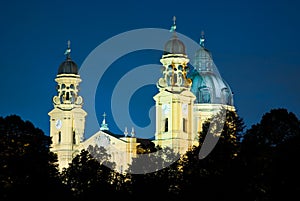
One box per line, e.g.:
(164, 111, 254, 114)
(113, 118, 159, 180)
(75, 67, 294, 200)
(58, 131, 61, 144)
(183, 118, 187, 132)
(221, 88, 231, 105)
(70, 91, 76, 103)
(173, 73, 177, 85)
(60, 91, 65, 103)
(195, 90, 201, 103)
(66, 92, 70, 101)
(199, 87, 211, 103)
(177, 72, 183, 85)
(73, 131, 76, 144)
(164, 118, 168, 132)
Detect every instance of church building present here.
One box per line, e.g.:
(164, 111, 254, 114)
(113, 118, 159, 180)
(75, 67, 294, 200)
(48, 19, 235, 172)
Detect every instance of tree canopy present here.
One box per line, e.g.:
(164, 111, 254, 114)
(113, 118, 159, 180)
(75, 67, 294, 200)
(0, 108, 299, 200)
(0, 115, 68, 200)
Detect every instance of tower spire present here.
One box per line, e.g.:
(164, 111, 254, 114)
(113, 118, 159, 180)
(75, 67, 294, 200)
(131, 127, 135, 137)
(100, 112, 109, 131)
(124, 126, 128, 137)
(170, 16, 177, 32)
(102, 112, 106, 124)
(200, 31, 205, 47)
(64, 40, 71, 59)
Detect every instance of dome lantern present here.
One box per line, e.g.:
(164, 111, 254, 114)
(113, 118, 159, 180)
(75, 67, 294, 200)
(189, 33, 234, 105)
(57, 40, 79, 75)
(163, 16, 186, 55)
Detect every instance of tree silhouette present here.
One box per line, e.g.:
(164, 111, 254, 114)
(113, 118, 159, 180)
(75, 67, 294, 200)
(241, 108, 300, 200)
(0, 115, 65, 200)
(177, 108, 245, 200)
(128, 146, 182, 199)
(1, 108, 299, 200)
(239, 108, 300, 200)
(60, 146, 132, 200)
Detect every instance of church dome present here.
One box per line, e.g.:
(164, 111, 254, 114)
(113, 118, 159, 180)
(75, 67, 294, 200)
(58, 58, 78, 75)
(194, 47, 212, 69)
(188, 33, 234, 105)
(193, 33, 213, 72)
(163, 33, 186, 55)
(189, 70, 234, 105)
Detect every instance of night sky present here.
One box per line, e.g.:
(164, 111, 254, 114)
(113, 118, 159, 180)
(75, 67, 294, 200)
(0, 0, 299, 139)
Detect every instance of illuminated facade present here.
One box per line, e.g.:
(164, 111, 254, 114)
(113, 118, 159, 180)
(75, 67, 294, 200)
(48, 41, 87, 170)
(153, 21, 196, 154)
(49, 21, 235, 172)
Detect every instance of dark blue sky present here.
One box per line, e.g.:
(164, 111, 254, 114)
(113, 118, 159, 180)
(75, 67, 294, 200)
(0, 0, 299, 139)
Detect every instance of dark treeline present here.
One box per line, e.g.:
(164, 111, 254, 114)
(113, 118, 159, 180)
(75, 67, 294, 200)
(0, 108, 299, 200)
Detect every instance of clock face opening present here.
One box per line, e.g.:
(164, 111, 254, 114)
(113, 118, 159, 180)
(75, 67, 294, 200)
(182, 103, 188, 116)
(162, 103, 171, 115)
(55, 119, 62, 129)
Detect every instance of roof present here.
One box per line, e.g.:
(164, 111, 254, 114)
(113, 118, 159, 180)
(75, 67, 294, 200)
(57, 58, 78, 75)
(163, 33, 186, 55)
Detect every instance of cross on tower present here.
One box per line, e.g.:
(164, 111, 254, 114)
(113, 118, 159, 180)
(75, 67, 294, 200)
(170, 16, 177, 32)
(200, 30, 205, 47)
(64, 40, 71, 58)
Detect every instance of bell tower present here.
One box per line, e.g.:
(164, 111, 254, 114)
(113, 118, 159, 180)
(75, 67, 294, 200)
(48, 41, 87, 171)
(153, 17, 196, 154)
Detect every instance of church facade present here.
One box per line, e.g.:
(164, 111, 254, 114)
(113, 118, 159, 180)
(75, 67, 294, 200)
(48, 22, 235, 172)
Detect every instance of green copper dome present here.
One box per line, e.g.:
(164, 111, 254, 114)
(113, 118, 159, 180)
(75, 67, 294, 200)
(189, 70, 234, 105)
(188, 34, 234, 105)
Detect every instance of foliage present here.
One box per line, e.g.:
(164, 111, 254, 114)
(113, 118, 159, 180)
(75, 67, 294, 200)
(175, 108, 246, 200)
(0, 115, 66, 200)
(61, 146, 132, 200)
(128, 146, 181, 199)
(1, 108, 299, 200)
(238, 108, 300, 200)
